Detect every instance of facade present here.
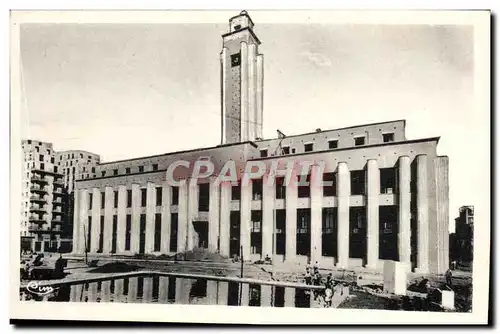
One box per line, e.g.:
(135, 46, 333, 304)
(70, 11, 450, 274)
(21, 142, 101, 252)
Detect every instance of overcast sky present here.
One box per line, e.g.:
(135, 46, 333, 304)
(18, 14, 478, 232)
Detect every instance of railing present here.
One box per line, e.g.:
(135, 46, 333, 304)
(30, 195, 47, 202)
(30, 185, 48, 193)
(29, 205, 47, 212)
(31, 175, 48, 183)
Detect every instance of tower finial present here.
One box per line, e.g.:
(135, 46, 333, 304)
(240, 10, 248, 15)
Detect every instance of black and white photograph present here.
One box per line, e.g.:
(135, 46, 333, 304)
(9, 9, 491, 325)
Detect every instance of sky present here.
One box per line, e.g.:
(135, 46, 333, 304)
(18, 13, 480, 232)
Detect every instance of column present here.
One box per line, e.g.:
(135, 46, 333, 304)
(217, 281, 229, 306)
(187, 178, 198, 250)
(145, 182, 155, 253)
(310, 165, 323, 264)
(79, 189, 89, 254)
(114, 279, 124, 303)
(206, 280, 218, 305)
(101, 281, 111, 303)
(398, 156, 411, 265)
(284, 287, 295, 308)
(219, 182, 231, 257)
(221, 47, 228, 144)
(91, 188, 100, 253)
(116, 185, 127, 253)
(208, 178, 220, 252)
(434, 156, 450, 273)
(177, 179, 188, 253)
(336, 162, 350, 268)
(285, 174, 297, 263)
(256, 54, 264, 140)
(247, 43, 257, 141)
(158, 276, 169, 303)
(262, 176, 275, 259)
(240, 179, 251, 261)
(240, 283, 250, 306)
(88, 283, 98, 303)
(240, 41, 249, 141)
(131, 183, 141, 253)
(416, 154, 429, 272)
(127, 277, 138, 304)
(366, 159, 380, 268)
(260, 284, 272, 307)
(142, 277, 153, 303)
(160, 181, 171, 253)
(103, 187, 113, 253)
(72, 189, 80, 254)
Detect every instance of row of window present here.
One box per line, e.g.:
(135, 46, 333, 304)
(99, 164, 159, 178)
(59, 153, 95, 160)
(88, 187, 180, 210)
(259, 133, 395, 157)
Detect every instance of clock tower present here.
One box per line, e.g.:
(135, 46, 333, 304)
(220, 11, 264, 144)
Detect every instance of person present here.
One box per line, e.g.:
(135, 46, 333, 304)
(313, 261, 319, 275)
(264, 254, 272, 264)
(325, 273, 333, 289)
(324, 287, 333, 307)
(305, 268, 312, 285)
(445, 268, 453, 287)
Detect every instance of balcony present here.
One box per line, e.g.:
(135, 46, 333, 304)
(53, 178, 65, 186)
(32, 168, 64, 177)
(29, 205, 47, 213)
(30, 185, 48, 194)
(51, 217, 64, 224)
(29, 216, 47, 224)
(28, 226, 62, 234)
(29, 196, 47, 203)
(31, 175, 48, 184)
(53, 188, 64, 196)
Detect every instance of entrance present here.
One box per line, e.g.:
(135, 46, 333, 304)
(193, 221, 208, 248)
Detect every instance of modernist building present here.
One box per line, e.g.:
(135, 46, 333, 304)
(71, 11, 450, 273)
(21, 141, 101, 252)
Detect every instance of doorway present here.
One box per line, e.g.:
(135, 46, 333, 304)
(193, 221, 208, 248)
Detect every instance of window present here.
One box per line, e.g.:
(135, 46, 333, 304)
(323, 173, 336, 196)
(304, 143, 313, 152)
(171, 186, 179, 205)
(354, 136, 365, 146)
(138, 166, 144, 173)
(231, 182, 241, 201)
(113, 169, 118, 176)
(170, 213, 178, 252)
(198, 183, 210, 211)
(71, 154, 74, 159)
(154, 213, 162, 252)
(54, 166, 58, 173)
(39, 155, 44, 162)
(40, 163, 44, 170)
(35, 147, 39, 152)
(291, 148, 296, 154)
(349, 207, 366, 259)
(231, 53, 241, 67)
(126, 167, 130, 174)
(275, 177, 286, 199)
(156, 187, 162, 206)
(351, 170, 366, 195)
(127, 190, 132, 208)
(98, 216, 104, 252)
(50, 157, 54, 163)
(91, 167, 95, 173)
(328, 140, 338, 149)
(101, 171, 106, 177)
(141, 189, 147, 207)
(383, 133, 395, 143)
(252, 179, 263, 200)
(89, 193, 93, 210)
(234, 24, 241, 30)
(282, 146, 290, 155)
(380, 168, 397, 194)
(111, 215, 118, 253)
(322, 208, 337, 257)
(297, 174, 311, 198)
(114, 190, 118, 208)
(260, 149, 268, 158)
(101, 192, 105, 209)
(125, 215, 132, 251)
(250, 211, 262, 255)
(153, 164, 158, 171)
(276, 209, 286, 255)
(27, 140, 31, 144)
(296, 209, 311, 256)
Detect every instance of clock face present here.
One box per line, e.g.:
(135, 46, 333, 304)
(231, 53, 241, 67)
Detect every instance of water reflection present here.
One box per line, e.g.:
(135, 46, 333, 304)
(20, 274, 316, 308)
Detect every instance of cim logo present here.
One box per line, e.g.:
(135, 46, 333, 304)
(26, 281, 58, 297)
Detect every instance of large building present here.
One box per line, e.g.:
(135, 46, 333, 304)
(450, 206, 474, 267)
(71, 11, 450, 273)
(21, 141, 101, 252)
